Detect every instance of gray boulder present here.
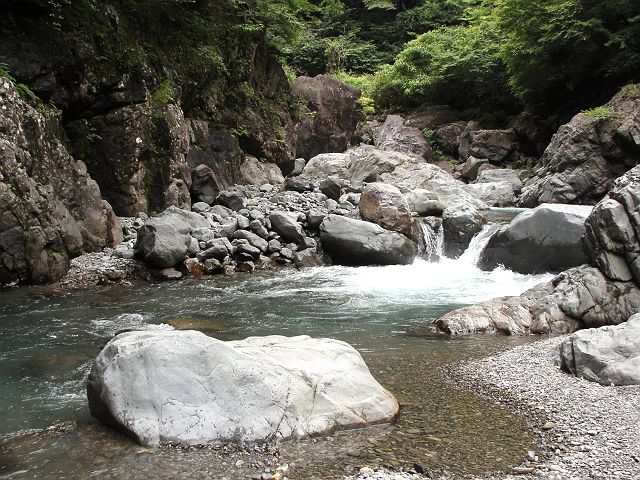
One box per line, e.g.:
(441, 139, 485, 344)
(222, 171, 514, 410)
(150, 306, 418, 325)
(374, 114, 432, 160)
(359, 183, 413, 236)
(442, 206, 486, 258)
(476, 169, 523, 194)
(584, 165, 640, 283)
(458, 128, 517, 164)
(269, 211, 305, 244)
(134, 216, 192, 268)
(87, 331, 399, 445)
(559, 314, 640, 386)
(403, 189, 445, 217)
(319, 215, 416, 266)
(463, 182, 516, 207)
(518, 86, 640, 207)
(460, 156, 489, 181)
(479, 204, 592, 274)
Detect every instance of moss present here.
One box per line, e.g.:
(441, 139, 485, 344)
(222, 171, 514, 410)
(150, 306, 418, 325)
(580, 107, 613, 120)
(150, 80, 176, 107)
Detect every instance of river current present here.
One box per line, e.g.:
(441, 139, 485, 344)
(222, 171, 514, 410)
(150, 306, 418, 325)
(0, 213, 555, 478)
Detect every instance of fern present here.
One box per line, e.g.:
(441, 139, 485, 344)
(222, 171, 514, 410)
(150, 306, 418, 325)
(363, 0, 395, 10)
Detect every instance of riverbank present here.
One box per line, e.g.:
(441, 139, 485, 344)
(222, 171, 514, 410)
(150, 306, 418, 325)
(347, 337, 640, 480)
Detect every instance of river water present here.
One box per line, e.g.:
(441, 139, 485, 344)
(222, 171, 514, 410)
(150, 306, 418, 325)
(0, 214, 555, 479)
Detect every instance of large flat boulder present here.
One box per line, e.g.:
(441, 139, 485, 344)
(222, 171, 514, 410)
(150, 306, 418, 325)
(479, 204, 592, 274)
(559, 314, 640, 386)
(319, 215, 416, 266)
(87, 331, 399, 446)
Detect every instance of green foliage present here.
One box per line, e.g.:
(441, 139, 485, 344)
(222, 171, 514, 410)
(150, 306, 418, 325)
(580, 107, 613, 119)
(497, 0, 640, 113)
(0, 63, 36, 99)
(371, 18, 515, 112)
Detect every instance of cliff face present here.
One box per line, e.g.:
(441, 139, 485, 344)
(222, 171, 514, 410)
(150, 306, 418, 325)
(0, 79, 122, 285)
(0, 0, 296, 216)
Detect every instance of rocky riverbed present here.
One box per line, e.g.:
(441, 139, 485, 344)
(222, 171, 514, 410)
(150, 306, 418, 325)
(347, 337, 640, 480)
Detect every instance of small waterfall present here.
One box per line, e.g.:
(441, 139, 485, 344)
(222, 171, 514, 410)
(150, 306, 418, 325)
(419, 219, 444, 260)
(458, 223, 502, 266)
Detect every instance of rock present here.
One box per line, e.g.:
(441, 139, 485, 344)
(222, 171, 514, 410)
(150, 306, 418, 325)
(198, 238, 233, 262)
(134, 216, 192, 268)
(215, 190, 246, 211)
(291, 75, 362, 160)
(460, 156, 489, 181)
(319, 215, 416, 266)
(0, 79, 122, 285)
(442, 206, 486, 258)
(319, 177, 345, 201)
(584, 165, 640, 283)
(435, 265, 640, 335)
(267, 239, 282, 254)
(154, 268, 183, 281)
(88, 331, 399, 446)
(458, 128, 518, 164)
(359, 183, 413, 236)
(289, 158, 306, 177)
(518, 86, 640, 207)
(294, 249, 322, 268)
(269, 211, 304, 244)
(232, 239, 261, 259)
(306, 210, 326, 230)
(463, 182, 516, 207)
(479, 204, 592, 274)
(279, 247, 295, 261)
(240, 156, 284, 186)
(405, 105, 461, 130)
(232, 230, 268, 253)
(191, 202, 210, 213)
(184, 258, 205, 278)
(433, 121, 468, 156)
(283, 177, 315, 193)
(476, 168, 523, 194)
(559, 314, 640, 386)
(374, 114, 432, 160)
(249, 219, 269, 239)
(403, 190, 445, 217)
(67, 102, 192, 217)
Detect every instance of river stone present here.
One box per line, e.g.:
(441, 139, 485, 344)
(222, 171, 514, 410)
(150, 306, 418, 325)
(359, 183, 413, 236)
(442, 206, 486, 258)
(319, 215, 416, 266)
(462, 181, 516, 207)
(479, 204, 592, 274)
(134, 216, 192, 268)
(559, 314, 640, 386)
(87, 331, 399, 446)
(269, 211, 305, 244)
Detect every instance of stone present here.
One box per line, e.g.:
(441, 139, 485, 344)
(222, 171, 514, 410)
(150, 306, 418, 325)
(374, 114, 432, 160)
(184, 258, 205, 278)
(215, 190, 246, 211)
(289, 158, 306, 177)
(463, 182, 516, 207)
(283, 177, 314, 193)
(479, 204, 592, 274)
(306, 210, 326, 230)
(232, 239, 260, 259)
(88, 331, 399, 446)
(405, 105, 461, 130)
(240, 156, 284, 186)
(460, 156, 489, 181)
(403, 190, 445, 217)
(294, 249, 322, 268)
(291, 75, 362, 160)
(154, 268, 183, 281)
(433, 121, 468, 156)
(267, 239, 282, 254)
(559, 314, 640, 386)
(249, 219, 270, 239)
(134, 216, 192, 268)
(0, 80, 122, 285)
(458, 127, 518, 164)
(190, 164, 219, 205)
(191, 202, 210, 213)
(518, 86, 640, 207)
(476, 168, 523, 194)
(584, 165, 640, 284)
(232, 230, 268, 253)
(359, 183, 413, 236)
(269, 211, 305, 244)
(197, 238, 232, 262)
(319, 215, 416, 266)
(442, 206, 486, 258)
(319, 177, 345, 201)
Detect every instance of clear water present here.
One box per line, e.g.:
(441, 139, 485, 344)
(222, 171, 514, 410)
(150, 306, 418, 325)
(0, 221, 555, 478)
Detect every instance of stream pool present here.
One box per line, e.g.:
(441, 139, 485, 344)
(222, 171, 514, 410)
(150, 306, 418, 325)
(0, 228, 554, 479)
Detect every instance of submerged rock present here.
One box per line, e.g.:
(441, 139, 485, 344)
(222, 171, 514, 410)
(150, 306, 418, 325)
(320, 215, 416, 266)
(87, 331, 399, 446)
(479, 204, 592, 274)
(559, 314, 640, 386)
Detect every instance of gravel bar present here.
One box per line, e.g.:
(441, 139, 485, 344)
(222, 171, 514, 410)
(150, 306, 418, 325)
(346, 336, 640, 480)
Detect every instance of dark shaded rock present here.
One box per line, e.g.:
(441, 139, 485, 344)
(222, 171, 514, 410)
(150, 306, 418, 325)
(269, 211, 304, 244)
(375, 114, 432, 160)
(434, 121, 468, 157)
(283, 176, 315, 193)
(319, 215, 416, 266)
(153, 268, 183, 281)
(458, 127, 518, 164)
(291, 75, 362, 160)
(319, 177, 345, 201)
(584, 165, 640, 283)
(518, 86, 640, 207)
(442, 206, 486, 258)
(294, 249, 322, 268)
(215, 190, 246, 211)
(359, 183, 413, 236)
(0, 80, 121, 285)
(460, 156, 489, 181)
(559, 314, 640, 386)
(479, 204, 592, 274)
(405, 105, 461, 130)
(68, 102, 191, 216)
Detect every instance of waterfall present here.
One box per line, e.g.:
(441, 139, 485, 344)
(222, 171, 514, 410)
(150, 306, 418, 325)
(419, 220, 444, 260)
(458, 223, 502, 266)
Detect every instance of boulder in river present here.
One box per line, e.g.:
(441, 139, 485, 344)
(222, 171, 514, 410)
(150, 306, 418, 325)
(559, 314, 640, 386)
(359, 182, 413, 236)
(87, 330, 399, 445)
(479, 204, 592, 274)
(320, 215, 416, 266)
